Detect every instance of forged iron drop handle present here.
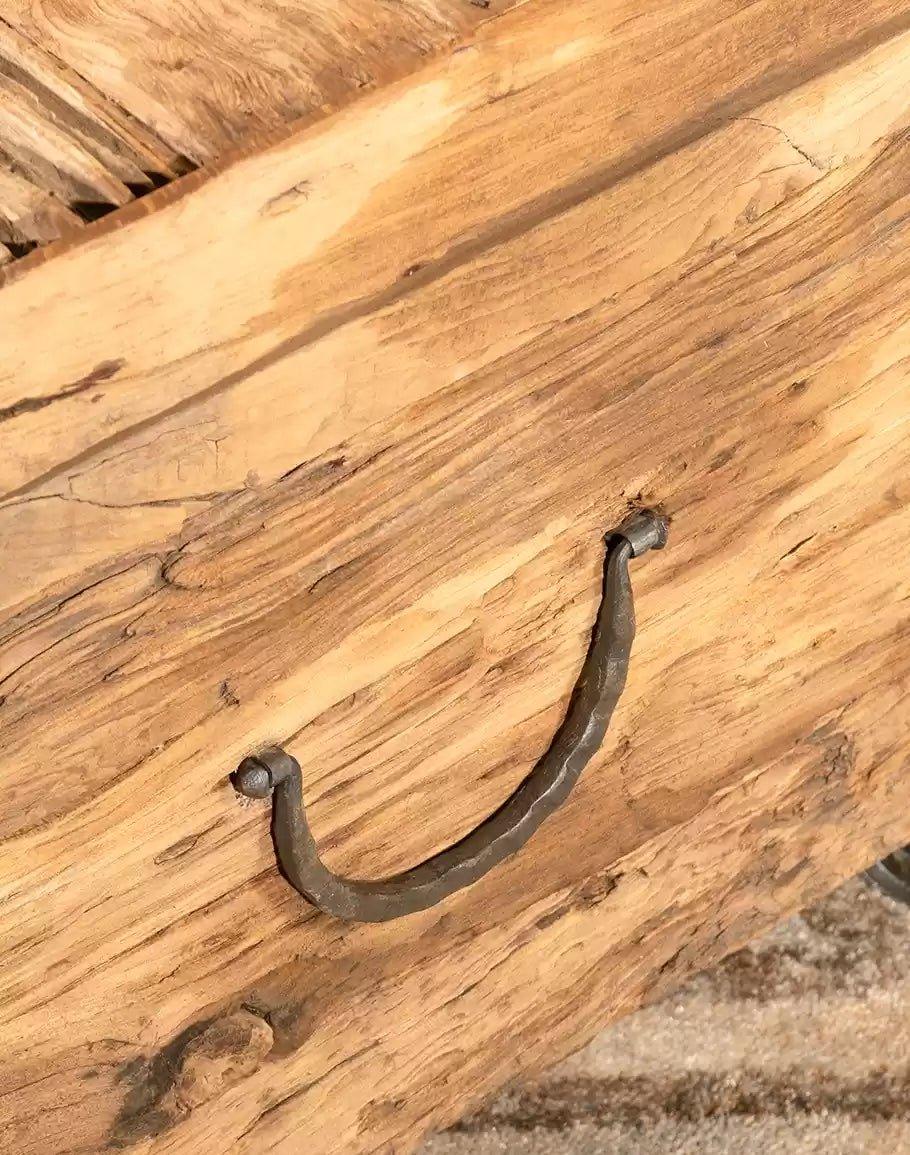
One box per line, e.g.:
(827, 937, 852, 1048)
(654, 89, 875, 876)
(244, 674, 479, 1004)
(234, 510, 668, 923)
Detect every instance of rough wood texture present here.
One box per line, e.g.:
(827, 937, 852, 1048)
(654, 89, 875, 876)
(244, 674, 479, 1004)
(2, 0, 910, 1152)
(0, 0, 515, 250)
(6, 0, 910, 507)
(0, 19, 181, 251)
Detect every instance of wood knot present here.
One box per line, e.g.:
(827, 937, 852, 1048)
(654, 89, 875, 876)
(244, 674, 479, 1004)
(112, 1009, 274, 1143)
(171, 1010, 273, 1111)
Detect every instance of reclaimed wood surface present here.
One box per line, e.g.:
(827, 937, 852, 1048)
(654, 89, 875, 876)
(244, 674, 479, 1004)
(2, 0, 910, 1152)
(0, 0, 517, 251)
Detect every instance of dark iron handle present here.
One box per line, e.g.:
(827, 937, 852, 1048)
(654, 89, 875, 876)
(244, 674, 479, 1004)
(234, 510, 668, 922)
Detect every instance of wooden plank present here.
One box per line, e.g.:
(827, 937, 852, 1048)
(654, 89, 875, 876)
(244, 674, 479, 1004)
(2, 1, 910, 1150)
(0, 69, 134, 209)
(0, 165, 84, 249)
(0, 20, 182, 245)
(0, 0, 515, 251)
(1, 32, 910, 1152)
(0, 20, 180, 182)
(0, 0, 521, 162)
(3, 12, 910, 616)
(3, 0, 910, 501)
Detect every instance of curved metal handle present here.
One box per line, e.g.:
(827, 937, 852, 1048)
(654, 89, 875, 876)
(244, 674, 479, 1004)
(234, 509, 668, 922)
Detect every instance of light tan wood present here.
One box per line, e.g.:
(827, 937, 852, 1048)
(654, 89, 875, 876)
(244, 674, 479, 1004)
(0, 0, 517, 248)
(4, 0, 910, 502)
(8, 23, 910, 590)
(0, 21, 178, 177)
(0, 69, 134, 208)
(0, 164, 83, 248)
(1, 0, 521, 161)
(0, 20, 180, 249)
(1, 0, 910, 1152)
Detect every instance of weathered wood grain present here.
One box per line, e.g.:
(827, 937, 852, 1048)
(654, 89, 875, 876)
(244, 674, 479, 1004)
(0, 68, 134, 208)
(3, 0, 910, 507)
(0, 19, 181, 249)
(2, 52, 910, 1155)
(5, 6, 904, 697)
(0, 0, 517, 247)
(1, 0, 519, 163)
(0, 20, 178, 178)
(4, 5, 910, 627)
(2, 1, 910, 1152)
(0, 164, 83, 248)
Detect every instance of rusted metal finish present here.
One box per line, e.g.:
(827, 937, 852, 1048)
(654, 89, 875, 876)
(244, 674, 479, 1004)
(234, 509, 669, 922)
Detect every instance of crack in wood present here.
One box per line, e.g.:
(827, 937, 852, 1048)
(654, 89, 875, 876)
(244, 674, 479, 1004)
(0, 359, 124, 424)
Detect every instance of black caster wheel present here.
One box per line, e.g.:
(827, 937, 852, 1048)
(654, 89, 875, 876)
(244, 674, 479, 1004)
(866, 846, 910, 906)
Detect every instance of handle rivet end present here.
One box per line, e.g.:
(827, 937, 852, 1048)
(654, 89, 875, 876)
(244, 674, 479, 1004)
(617, 509, 670, 557)
(234, 758, 273, 799)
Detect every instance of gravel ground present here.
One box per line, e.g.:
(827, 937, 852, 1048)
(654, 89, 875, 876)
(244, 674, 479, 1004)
(421, 876, 910, 1154)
